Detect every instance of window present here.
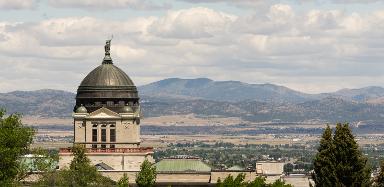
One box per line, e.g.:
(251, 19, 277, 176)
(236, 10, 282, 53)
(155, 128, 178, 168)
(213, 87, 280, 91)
(110, 129, 116, 142)
(101, 129, 106, 142)
(110, 144, 115, 149)
(92, 129, 97, 142)
(110, 125, 116, 142)
(101, 144, 106, 149)
(92, 144, 97, 149)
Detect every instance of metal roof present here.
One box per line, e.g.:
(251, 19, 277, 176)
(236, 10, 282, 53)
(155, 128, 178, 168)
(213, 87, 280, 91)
(155, 158, 211, 173)
(74, 40, 139, 113)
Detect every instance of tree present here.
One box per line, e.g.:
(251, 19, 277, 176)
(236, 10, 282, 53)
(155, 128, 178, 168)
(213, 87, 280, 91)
(313, 125, 338, 186)
(36, 145, 115, 186)
(270, 179, 292, 187)
(247, 176, 268, 187)
(0, 109, 34, 185)
(216, 174, 291, 187)
(216, 173, 247, 187)
(333, 123, 371, 187)
(118, 173, 130, 187)
(314, 123, 372, 187)
(136, 159, 156, 187)
(374, 160, 384, 187)
(17, 148, 59, 185)
(68, 145, 102, 186)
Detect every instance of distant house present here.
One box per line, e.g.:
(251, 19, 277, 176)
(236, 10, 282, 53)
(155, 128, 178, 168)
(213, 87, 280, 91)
(255, 161, 284, 175)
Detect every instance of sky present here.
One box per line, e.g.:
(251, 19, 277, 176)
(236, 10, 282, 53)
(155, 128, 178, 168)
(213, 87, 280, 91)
(1, 0, 384, 94)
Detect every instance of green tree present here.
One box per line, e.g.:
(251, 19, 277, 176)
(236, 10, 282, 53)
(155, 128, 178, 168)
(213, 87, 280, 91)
(118, 173, 130, 187)
(333, 123, 371, 187)
(216, 173, 247, 187)
(0, 109, 34, 185)
(270, 179, 292, 187)
(375, 160, 384, 187)
(68, 145, 101, 186)
(313, 125, 338, 186)
(136, 159, 156, 187)
(216, 174, 291, 187)
(247, 176, 268, 187)
(36, 145, 115, 186)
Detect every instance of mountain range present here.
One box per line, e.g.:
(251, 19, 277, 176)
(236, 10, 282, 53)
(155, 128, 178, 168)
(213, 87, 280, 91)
(139, 78, 384, 104)
(1, 78, 384, 124)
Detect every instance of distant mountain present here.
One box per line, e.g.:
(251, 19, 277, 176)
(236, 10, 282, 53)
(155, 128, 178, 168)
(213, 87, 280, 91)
(1, 78, 384, 125)
(139, 78, 315, 103)
(0, 89, 75, 117)
(140, 78, 384, 104)
(141, 96, 384, 124)
(329, 86, 384, 102)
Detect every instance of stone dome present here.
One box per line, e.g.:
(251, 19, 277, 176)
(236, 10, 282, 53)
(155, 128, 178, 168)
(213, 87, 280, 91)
(76, 105, 88, 113)
(74, 40, 140, 113)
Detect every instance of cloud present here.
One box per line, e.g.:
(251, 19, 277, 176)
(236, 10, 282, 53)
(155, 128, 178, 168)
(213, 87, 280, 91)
(149, 7, 236, 39)
(180, 0, 383, 5)
(0, 0, 36, 10)
(1, 5, 384, 93)
(47, 0, 170, 10)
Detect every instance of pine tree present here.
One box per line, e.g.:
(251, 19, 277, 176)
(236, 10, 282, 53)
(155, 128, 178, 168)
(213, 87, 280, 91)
(118, 173, 130, 187)
(313, 125, 338, 186)
(136, 159, 156, 187)
(69, 145, 100, 186)
(333, 123, 371, 187)
(375, 160, 384, 187)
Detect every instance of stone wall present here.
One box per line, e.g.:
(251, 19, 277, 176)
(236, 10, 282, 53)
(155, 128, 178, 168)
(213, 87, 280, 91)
(59, 152, 153, 171)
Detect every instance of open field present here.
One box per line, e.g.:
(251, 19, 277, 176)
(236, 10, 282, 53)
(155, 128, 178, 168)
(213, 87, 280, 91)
(25, 115, 384, 150)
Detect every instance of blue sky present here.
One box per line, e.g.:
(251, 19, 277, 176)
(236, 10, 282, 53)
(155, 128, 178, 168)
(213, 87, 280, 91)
(1, 0, 384, 93)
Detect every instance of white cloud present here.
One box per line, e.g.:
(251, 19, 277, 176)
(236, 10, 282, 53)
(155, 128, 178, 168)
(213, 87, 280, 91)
(1, 5, 384, 93)
(0, 0, 36, 10)
(47, 0, 170, 10)
(149, 7, 236, 39)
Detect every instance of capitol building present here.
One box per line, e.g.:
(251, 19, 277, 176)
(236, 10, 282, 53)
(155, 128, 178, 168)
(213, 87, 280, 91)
(57, 40, 309, 186)
(59, 40, 153, 176)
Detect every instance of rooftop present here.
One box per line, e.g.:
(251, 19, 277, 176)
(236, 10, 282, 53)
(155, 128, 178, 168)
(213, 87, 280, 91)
(155, 157, 211, 173)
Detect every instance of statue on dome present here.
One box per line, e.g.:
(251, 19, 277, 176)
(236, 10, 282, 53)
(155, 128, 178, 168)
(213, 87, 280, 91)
(105, 39, 111, 55)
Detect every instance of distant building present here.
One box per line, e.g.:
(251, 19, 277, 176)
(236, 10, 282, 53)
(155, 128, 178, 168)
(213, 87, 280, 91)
(256, 161, 284, 175)
(155, 156, 212, 186)
(59, 40, 153, 173)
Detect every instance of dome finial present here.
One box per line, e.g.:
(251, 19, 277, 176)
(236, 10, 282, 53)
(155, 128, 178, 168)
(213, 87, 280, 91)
(102, 36, 113, 64)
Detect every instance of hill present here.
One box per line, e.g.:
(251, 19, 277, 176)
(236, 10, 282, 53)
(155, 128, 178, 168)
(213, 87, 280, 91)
(0, 78, 384, 125)
(139, 78, 315, 103)
(0, 89, 75, 117)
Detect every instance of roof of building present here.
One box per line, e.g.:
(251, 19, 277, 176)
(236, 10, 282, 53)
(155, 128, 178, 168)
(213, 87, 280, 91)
(79, 64, 134, 87)
(227, 165, 245, 171)
(155, 158, 211, 173)
(95, 162, 114, 170)
(74, 40, 139, 113)
(76, 105, 88, 113)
